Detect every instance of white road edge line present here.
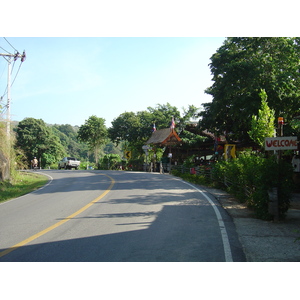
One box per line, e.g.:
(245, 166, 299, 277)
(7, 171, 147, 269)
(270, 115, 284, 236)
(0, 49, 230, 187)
(180, 180, 233, 262)
(33, 171, 53, 191)
(0, 171, 53, 206)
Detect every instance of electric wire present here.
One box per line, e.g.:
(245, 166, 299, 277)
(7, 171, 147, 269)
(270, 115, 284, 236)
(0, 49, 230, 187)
(0, 102, 7, 119)
(0, 62, 6, 80)
(0, 38, 25, 104)
(3, 37, 18, 52)
(10, 61, 23, 88)
(11, 57, 16, 74)
(1, 59, 24, 100)
(1, 58, 25, 99)
(0, 59, 8, 99)
(1, 74, 8, 99)
(0, 46, 10, 54)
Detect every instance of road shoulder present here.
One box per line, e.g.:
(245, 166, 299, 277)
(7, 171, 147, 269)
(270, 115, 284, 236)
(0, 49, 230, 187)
(197, 184, 300, 262)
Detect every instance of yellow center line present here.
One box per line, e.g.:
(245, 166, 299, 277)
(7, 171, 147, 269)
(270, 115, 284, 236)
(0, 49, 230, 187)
(0, 174, 115, 258)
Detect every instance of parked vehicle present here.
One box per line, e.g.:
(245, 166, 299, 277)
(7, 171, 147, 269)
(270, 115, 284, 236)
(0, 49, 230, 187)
(58, 157, 80, 170)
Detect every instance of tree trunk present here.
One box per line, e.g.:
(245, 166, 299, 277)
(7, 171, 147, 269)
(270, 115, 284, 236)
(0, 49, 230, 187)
(0, 149, 10, 181)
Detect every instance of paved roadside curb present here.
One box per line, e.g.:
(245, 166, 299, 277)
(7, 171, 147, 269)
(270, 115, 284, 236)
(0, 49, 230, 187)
(198, 185, 300, 262)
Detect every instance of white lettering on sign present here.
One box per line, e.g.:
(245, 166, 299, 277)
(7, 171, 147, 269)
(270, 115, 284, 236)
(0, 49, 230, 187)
(265, 137, 298, 150)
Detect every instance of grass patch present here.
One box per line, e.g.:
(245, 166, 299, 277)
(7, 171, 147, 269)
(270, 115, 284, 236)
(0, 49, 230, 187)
(0, 171, 49, 203)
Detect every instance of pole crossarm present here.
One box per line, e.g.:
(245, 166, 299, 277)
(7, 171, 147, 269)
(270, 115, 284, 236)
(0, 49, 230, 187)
(0, 51, 26, 61)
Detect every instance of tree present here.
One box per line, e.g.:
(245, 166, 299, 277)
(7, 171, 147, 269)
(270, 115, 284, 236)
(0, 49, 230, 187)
(102, 141, 124, 157)
(108, 103, 202, 161)
(77, 115, 108, 165)
(108, 103, 193, 145)
(108, 104, 184, 159)
(200, 37, 300, 141)
(248, 90, 275, 148)
(52, 124, 89, 160)
(54, 124, 77, 140)
(108, 111, 147, 162)
(108, 112, 141, 146)
(15, 118, 65, 168)
(147, 103, 181, 129)
(290, 118, 300, 139)
(99, 154, 122, 170)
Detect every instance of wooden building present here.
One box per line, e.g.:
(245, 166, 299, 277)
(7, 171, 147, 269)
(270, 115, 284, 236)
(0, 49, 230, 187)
(146, 128, 181, 146)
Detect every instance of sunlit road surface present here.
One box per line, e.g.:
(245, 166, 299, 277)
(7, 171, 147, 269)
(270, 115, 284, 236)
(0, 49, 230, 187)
(0, 170, 245, 262)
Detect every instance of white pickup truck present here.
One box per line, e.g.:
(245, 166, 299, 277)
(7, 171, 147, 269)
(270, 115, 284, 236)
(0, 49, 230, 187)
(58, 157, 80, 170)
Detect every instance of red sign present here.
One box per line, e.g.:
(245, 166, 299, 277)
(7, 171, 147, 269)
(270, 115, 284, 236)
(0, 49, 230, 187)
(265, 137, 298, 150)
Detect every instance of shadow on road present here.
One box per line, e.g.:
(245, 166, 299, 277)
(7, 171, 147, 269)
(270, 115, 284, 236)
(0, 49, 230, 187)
(0, 201, 246, 262)
(1, 170, 246, 262)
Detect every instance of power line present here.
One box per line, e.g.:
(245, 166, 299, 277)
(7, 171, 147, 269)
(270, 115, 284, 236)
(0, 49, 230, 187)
(10, 60, 23, 87)
(1, 60, 24, 98)
(11, 57, 16, 74)
(3, 37, 18, 52)
(0, 46, 10, 54)
(0, 40, 26, 136)
(0, 62, 6, 80)
(0, 50, 26, 99)
(0, 58, 8, 98)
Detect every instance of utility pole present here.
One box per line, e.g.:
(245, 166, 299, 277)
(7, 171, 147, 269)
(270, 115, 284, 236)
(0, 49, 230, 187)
(0, 51, 26, 137)
(276, 117, 284, 222)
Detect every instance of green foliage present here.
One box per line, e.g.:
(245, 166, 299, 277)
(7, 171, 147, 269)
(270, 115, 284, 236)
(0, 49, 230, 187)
(102, 141, 123, 157)
(201, 37, 300, 141)
(0, 172, 48, 202)
(0, 129, 10, 181)
(290, 118, 300, 139)
(52, 124, 88, 160)
(248, 89, 275, 148)
(98, 154, 122, 170)
(77, 116, 108, 164)
(52, 124, 124, 165)
(171, 169, 209, 186)
(15, 118, 65, 168)
(212, 153, 294, 220)
(109, 103, 200, 163)
(179, 130, 207, 147)
(149, 147, 164, 163)
(147, 103, 181, 129)
(41, 152, 57, 168)
(78, 161, 96, 170)
(109, 111, 144, 148)
(1, 121, 29, 181)
(183, 155, 197, 168)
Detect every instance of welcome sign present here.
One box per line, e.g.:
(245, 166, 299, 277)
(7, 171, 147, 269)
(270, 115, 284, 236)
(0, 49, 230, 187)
(265, 137, 298, 150)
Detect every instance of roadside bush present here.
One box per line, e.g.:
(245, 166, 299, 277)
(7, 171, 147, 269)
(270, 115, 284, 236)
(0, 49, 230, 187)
(252, 157, 293, 220)
(98, 154, 122, 170)
(171, 170, 209, 186)
(172, 151, 294, 220)
(183, 155, 197, 168)
(212, 153, 294, 220)
(171, 169, 181, 177)
(79, 162, 96, 170)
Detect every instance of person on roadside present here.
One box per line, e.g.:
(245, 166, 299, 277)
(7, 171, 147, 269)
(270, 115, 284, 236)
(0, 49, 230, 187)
(32, 157, 38, 170)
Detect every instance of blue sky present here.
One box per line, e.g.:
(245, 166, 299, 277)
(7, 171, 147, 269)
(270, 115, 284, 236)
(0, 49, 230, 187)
(1, 37, 225, 127)
(0, 1, 296, 131)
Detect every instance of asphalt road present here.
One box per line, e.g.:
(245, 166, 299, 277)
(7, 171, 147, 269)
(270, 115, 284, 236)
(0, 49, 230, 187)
(0, 170, 245, 262)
